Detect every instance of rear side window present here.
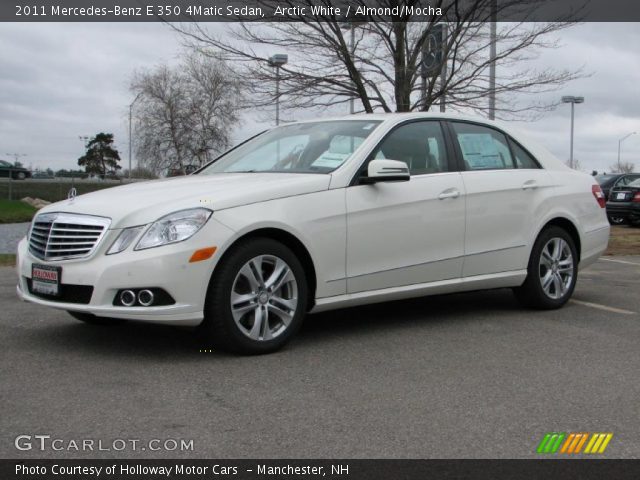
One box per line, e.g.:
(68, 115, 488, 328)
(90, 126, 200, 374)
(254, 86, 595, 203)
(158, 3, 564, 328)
(617, 175, 640, 186)
(451, 122, 515, 171)
(510, 140, 540, 169)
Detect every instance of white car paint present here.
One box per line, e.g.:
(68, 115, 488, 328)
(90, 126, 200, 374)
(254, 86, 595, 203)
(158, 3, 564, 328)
(15, 113, 609, 325)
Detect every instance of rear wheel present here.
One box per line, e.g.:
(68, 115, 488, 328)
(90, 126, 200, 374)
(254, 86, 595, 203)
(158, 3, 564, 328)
(513, 226, 578, 309)
(200, 238, 308, 354)
(67, 311, 124, 325)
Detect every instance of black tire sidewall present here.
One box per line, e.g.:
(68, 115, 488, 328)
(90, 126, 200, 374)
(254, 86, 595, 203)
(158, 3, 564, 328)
(203, 238, 308, 354)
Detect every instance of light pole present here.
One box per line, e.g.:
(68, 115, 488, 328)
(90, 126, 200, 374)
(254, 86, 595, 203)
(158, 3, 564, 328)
(128, 92, 143, 179)
(269, 54, 288, 126)
(488, 0, 497, 120)
(617, 132, 636, 172)
(340, 22, 363, 114)
(561, 95, 584, 169)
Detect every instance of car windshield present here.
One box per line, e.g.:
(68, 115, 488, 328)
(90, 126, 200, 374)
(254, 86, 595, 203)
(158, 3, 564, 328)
(0, 160, 11, 167)
(199, 120, 382, 175)
(629, 178, 640, 187)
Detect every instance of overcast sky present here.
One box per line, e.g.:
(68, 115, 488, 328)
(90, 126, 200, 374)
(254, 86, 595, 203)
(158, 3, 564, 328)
(0, 22, 638, 173)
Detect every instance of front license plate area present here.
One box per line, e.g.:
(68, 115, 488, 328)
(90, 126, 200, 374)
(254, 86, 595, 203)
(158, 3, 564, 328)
(32, 264, 62, 296)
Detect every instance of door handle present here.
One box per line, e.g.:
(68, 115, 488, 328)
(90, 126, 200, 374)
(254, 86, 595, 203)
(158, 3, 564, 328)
(522, 180, 538, 190)
(438, 188, 460, 200)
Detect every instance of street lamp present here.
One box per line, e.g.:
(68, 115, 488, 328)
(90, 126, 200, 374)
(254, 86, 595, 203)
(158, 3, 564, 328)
(340, 22, 364, 114)
(617, 132, 637, 172)
(268, 54, 288, 126)
(128, 92, 143, 179)
(561, 95, 584, 169)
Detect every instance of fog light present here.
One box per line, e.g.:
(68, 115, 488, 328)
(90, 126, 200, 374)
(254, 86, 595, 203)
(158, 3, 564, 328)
(120, 290, 136, 307)
(137, 289, 155, 307)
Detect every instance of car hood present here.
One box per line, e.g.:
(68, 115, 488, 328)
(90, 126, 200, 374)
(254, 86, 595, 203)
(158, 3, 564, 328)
(38, 173, 331, 228)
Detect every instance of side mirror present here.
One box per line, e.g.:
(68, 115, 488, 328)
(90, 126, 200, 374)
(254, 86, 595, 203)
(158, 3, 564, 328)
(361, 159, 410, 184)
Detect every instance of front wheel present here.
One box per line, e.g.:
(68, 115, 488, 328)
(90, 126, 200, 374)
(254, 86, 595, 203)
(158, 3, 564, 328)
(513, 226, 578, 309)
(200, 238, 308, 354)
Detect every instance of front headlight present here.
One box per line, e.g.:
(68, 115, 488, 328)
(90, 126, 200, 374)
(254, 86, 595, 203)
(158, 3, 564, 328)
(135, 208, 212, 250)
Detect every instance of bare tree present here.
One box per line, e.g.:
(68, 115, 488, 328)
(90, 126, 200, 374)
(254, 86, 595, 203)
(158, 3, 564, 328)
(609, 162, 636, 174)
(174, 0, 583, 120)
(131, 54, 242, 175)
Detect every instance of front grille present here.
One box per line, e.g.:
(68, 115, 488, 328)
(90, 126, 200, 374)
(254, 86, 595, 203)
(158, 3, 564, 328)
(25, 277, 94, 304)
(29, 213, 111, 261)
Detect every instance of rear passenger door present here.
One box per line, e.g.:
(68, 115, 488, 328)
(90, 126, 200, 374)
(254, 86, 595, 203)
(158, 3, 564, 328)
(447, 121, 553, 277)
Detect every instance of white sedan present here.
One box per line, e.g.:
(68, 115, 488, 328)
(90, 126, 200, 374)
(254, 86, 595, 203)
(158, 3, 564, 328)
(16, 114, 609, 354)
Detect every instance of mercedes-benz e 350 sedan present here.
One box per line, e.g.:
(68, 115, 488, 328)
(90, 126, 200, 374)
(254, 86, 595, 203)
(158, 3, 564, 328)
(16, 114, 609, 354)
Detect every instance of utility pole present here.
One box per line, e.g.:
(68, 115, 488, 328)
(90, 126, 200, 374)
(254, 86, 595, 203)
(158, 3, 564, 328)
(128, 92, 143, 179)
(488, 0, 497, 120)
(439, 24, 448, 113)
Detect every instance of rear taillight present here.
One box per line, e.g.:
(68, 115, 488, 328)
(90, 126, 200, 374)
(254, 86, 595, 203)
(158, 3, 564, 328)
(592, 184, 606, 208)
(633, 192, 640, 203)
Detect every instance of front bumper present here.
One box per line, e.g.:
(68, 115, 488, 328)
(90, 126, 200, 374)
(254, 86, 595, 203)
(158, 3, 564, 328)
(15, 218, 235, 325)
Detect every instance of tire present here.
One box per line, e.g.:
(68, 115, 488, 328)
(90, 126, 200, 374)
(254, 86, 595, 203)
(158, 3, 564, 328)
(513, 226, 578, 309)
(200, 238, 308, 355)
(607, 214, 627, 226)
(67, 311, 124, 325)
(15, 171, 26, 180)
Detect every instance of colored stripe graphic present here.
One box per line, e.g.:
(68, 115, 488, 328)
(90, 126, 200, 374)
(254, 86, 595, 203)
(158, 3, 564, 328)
(585, 433, 613, 454)
(537, 433, 565, 454)
(538, 433, 613, 454)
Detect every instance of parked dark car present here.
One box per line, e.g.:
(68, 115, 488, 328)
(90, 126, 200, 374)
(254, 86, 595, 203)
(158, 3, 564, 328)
(596, 173, 640, 200)
(606, 178, 640, 226)
(0, 160, 31, 180)
(167, 165, 198, 177)
(31, 171, 55, 179)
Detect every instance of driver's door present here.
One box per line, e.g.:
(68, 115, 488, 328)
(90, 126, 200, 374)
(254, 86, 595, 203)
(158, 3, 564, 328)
(345, 120, 466, 294)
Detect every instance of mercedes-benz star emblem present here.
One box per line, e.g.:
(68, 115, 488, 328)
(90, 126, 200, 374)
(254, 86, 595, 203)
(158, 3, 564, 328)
(67, 187, 77, 201)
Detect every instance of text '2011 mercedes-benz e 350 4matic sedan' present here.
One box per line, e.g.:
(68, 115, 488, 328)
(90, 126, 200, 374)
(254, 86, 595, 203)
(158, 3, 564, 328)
(16, 114, 609, 354)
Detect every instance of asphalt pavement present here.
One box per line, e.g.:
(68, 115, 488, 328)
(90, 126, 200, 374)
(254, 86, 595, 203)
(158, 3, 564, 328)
(1, 257, 639, 459)
(0, 223, 29, 254)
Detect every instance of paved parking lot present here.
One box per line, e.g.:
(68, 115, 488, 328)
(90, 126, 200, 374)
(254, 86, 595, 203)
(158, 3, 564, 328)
(1, 257, 639, 459)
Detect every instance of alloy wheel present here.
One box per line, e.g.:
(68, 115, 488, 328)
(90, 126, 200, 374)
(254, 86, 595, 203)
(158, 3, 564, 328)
(230, 255, 298, 341)
(538, 237, 574, 300)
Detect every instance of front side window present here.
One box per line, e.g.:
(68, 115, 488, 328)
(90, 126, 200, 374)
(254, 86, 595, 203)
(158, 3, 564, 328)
(199, 120, 381, 175)
(371, 121, 449, 175)
(452, 122, 515, 171)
